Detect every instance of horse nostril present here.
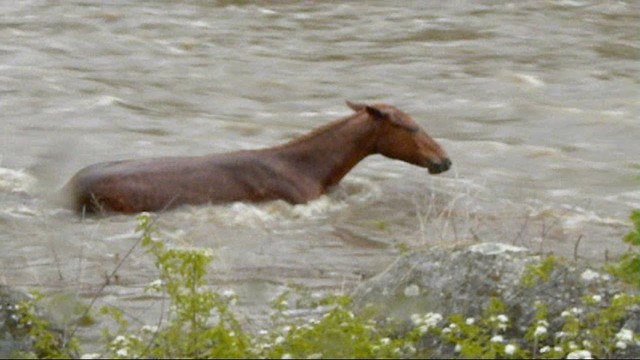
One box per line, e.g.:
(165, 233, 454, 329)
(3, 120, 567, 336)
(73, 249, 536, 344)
(442, 158, 452, 171)
(427, 158, 452, 174)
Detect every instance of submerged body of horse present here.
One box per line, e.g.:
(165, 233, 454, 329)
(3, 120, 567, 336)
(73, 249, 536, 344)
(62, 101, 451, 214)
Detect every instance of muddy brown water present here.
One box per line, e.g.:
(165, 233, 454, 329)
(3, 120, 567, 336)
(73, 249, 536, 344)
(1, 0, 639, 349)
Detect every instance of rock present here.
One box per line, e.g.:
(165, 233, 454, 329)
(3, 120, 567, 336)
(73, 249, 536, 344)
(0, 285, 74, 358)
(352, 242, 640, 358)
(0, 285, 32, 357)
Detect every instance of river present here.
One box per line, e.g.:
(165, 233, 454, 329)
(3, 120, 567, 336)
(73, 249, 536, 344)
(0, 0, 639, 346)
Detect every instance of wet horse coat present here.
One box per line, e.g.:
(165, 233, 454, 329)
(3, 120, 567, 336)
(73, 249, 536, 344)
(62, 102, 451, 214)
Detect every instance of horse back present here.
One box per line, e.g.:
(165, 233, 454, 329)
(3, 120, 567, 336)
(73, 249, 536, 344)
(62, 151, 315, 214)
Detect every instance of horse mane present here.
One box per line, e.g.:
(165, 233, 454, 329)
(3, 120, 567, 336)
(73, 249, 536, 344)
(273, 111, 364, 150)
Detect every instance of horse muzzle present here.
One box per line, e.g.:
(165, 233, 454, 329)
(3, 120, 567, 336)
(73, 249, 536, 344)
(427, 158, 452, 174)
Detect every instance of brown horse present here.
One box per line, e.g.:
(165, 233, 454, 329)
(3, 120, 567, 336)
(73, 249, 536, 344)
(62, 101, 451, 214)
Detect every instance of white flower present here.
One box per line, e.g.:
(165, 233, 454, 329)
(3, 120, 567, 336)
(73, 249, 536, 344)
(221, 289, 236, 298)
(539, 346, 550, 354)
(580, 269, 600, 281)
(504, 344, 516, 355)
(442, 328, 451, 334)
(497, 314, 509, 323)
(534, 325, 547, 337)
(454, 344, 462, 353)
(566, 350, 592, 359)
(425, 313, 443, 326)
(116, 348, 128, 357)
(537, 319, 549, 327)
(616, 328, 634, 343)
(582, 340, 591, 348)
(591, 294, 602, 303)
(81, 354, 102, 359)
(380, 337, 391, 345)
(201, 248, 214, 259)
(410, 313, 422, 325)
(490, 335, 504, 343)
(561, 310, 571, 317)
(404, 344, 416, 355)
(616, 341, 627, 350)
(466, 317, 475, 325)
(112, 335, 127, 345)
(141, 325, 158, 333)
(571, 307, 583, 315)
(274, 336, 285, 344)
(281, 353, 292, 359)
(148, 279, 163, 289)
(418, 325, 429, 334)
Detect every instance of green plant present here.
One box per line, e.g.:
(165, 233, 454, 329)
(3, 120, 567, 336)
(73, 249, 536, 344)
(15, 210, 640, 359)
(436, 297, 527, 358)
(428, 292, 639, 359)
(101, 213, 249, 358)
(609, 210, 640, 286)
(13, 291, 79, 359)
(259, 294, 424, 359)
(520, 254, 557, 287)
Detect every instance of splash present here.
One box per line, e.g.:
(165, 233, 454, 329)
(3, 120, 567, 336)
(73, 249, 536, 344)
(0, 167, 37, 194)
(179, 177, 381, 227)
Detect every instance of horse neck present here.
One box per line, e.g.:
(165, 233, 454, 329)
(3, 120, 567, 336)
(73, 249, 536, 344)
(271, 112, 379, 188)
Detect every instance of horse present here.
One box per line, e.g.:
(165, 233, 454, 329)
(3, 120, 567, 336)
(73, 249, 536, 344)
(61, 101, 452, 214)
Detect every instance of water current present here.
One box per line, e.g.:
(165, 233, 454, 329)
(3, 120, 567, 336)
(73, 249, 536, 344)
(1, 0, 639, 345)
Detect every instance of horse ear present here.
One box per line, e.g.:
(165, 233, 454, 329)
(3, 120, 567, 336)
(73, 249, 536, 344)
(346, 101, 389, 120)
(365, 105, 387, 119)
(346, 100, 366, 112)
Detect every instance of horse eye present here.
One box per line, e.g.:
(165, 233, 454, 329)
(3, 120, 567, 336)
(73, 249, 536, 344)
(390, 115, 419, 132)
(399, 123, 419, 133)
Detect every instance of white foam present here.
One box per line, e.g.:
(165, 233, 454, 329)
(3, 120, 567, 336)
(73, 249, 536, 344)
(94, 95, 122, 107)
(606, 190, 640, 209)
(562, 211, 628, 230)
(0, 167, 37, 194)
(510, 73, 545, 88)
(548, 189, 579, 198)
(191, 20, 211, 28)
(469, 242, 528, 255)
(180, 177, 380, 227)
(257, 7, 277, 15)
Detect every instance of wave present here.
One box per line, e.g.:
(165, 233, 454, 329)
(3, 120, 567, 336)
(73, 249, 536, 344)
(0, 167, 37, 194)
(172, 177, 381, 227)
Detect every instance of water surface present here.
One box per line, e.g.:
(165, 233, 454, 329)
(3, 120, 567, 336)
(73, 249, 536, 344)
(1, 0, 639, 343)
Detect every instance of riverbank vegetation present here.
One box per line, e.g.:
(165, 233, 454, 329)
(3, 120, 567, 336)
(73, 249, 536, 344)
(9, 211, 640, 358)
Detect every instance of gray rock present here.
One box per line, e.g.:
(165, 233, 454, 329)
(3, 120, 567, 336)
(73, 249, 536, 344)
(0, 285, 73, 358)
(0, 285, 32, 357)
(352, 242, 640, 358)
